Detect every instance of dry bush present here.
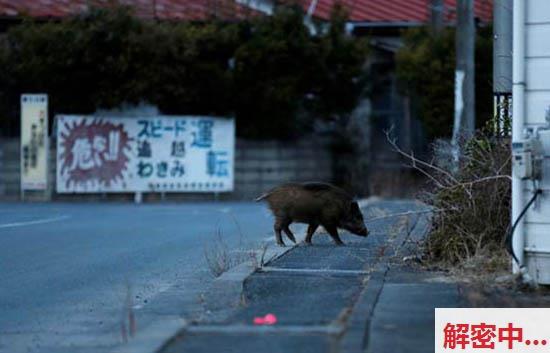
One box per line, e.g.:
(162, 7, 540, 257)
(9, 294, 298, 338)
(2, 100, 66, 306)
(204, 231, 247, 277)
(388, 130, 512, 270)
(203, 229, 269, 277)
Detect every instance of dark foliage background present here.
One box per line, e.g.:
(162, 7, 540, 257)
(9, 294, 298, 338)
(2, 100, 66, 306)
(0, 4, 367, 139)
(396, 26, 493, 139)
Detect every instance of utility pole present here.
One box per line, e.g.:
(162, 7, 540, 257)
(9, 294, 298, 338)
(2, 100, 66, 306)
(493, 0, 513, 136)
(452, 0, 476, 164)
(430, 0, 444, 35)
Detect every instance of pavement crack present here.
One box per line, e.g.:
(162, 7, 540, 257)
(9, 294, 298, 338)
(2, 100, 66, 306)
(361, 263, 390, 352)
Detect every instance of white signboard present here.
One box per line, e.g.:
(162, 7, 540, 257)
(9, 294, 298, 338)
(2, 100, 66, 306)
(56, 115, 235, 193)
(21, 94, 49, 190)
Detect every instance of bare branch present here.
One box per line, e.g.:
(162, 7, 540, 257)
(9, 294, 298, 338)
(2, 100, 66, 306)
(385, 127, 459, 185)
(450, 175, 512, 188)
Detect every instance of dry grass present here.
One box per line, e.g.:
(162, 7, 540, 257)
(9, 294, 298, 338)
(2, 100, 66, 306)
(203, 229, 270, 277)
(387, 129, 512, 274)
(120, 282, 136, 343)
(203, 230, 246, 277)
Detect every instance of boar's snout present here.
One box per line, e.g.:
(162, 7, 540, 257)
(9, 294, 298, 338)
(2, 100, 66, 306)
(345, 201, 368, 237)
(342, 218, 369, 237)
(348, 224, 368, 237)
(357, 226, 369, 237)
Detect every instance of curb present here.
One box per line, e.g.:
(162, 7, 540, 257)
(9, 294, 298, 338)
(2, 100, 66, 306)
(112, 317, 188, 353)
(201, 242, 300, 315)
(339, 262, 389, 353)
(111, 244, 299, 353)
(339, 203, 431, 353)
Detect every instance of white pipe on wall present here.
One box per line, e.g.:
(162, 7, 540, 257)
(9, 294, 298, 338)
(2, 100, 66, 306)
(512, 0, 526, 273)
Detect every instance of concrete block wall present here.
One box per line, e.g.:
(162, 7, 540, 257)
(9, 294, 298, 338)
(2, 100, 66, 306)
(0, 139, 21, 200)
(0, 137, 333, 201)
(234, 139, 332, 200)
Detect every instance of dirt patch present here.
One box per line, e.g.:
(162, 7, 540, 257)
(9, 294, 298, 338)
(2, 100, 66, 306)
(459, 281, 550, 307)
(398, 255, 550, 307)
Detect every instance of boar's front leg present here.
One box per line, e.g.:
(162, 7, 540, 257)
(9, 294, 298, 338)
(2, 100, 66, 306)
(304, 224, 318, 245)
(274, 218, 286, 246)
(324, 225, 344, 246)
(283, 225, 297, 244)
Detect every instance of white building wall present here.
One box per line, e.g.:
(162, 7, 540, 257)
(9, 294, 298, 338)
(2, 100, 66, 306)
(519, 0, 550, 283)
(524, 0, 550, 123)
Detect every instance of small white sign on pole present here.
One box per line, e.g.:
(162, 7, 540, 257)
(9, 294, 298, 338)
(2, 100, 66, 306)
(20, 94, 49, 191)
(56, 115, 235, 193)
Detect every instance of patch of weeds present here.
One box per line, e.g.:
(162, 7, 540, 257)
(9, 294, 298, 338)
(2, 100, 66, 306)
(388, 128, 512, 277)
(423, 134, 511, 271)
(204, 230, 247, 277)
(203, 229, 270, 277)
(120, 282, 136, 343)
(248, 243, 269, 269)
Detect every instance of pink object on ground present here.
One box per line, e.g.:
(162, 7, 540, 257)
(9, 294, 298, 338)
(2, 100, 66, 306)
(253, 313, 277, 325)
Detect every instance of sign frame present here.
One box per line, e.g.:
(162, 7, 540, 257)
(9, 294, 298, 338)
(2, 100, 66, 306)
(20, 94, 49, 196)
(55, 115, 235, 193)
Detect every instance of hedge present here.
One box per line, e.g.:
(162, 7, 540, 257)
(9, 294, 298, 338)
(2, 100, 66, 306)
(0, 4, 367, 139)
(396, 26, 493, 139)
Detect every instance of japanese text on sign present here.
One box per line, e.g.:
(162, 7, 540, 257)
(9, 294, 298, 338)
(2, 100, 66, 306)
(436, 308, 550, 353)
(21, 94, 49, 190)
(56, 115, 235, 193)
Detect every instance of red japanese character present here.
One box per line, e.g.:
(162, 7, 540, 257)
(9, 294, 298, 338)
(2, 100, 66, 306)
(498, 323, 523, 349)
(444, 323, 470, 349)
(471, 323, 497, 349)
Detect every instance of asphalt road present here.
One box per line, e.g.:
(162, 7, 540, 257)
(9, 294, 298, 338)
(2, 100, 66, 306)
(0, 202, 276, 353)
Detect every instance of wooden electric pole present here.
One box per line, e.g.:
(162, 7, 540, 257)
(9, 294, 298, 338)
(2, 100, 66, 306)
(430, 0, 444, 35)
(452, 0, 476, 162)
(493, 0, 513, 136)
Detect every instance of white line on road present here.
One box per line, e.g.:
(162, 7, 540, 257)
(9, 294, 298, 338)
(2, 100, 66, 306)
(0, 215, 71, 229)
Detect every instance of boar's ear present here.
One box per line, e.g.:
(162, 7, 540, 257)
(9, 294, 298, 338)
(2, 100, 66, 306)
(350, 201, 360, 212)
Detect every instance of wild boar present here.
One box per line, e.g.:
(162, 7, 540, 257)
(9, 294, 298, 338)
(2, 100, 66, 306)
(255, 182, 368, 246)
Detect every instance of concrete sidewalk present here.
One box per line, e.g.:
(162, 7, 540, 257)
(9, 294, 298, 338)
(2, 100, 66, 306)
(364, 265, 459, 353)
(157, 200, 461, 353)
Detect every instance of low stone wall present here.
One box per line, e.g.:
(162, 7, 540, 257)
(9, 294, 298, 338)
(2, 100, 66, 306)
(0, 137, 333, 202)
(234, 139, 332, 200)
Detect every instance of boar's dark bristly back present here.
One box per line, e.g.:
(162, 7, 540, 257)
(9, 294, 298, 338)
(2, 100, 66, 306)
(255, 182, 352, 204)
(301, 182, 333, 191)
(301, 182, 352, 200)
(254, 183, 297, 202)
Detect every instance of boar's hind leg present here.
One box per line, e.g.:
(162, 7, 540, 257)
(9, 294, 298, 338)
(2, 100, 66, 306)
(283, 225, 297, 244)
(305, 224, 318, 245)
(325, 225, 344, 246)
(274, 219, 286, 246)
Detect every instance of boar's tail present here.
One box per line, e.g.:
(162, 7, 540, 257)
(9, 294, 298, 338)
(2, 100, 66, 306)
(254, 192, 270, 202)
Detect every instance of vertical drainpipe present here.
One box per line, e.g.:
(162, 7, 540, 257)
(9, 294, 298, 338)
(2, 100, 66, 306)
(512, 0, 525, 273)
